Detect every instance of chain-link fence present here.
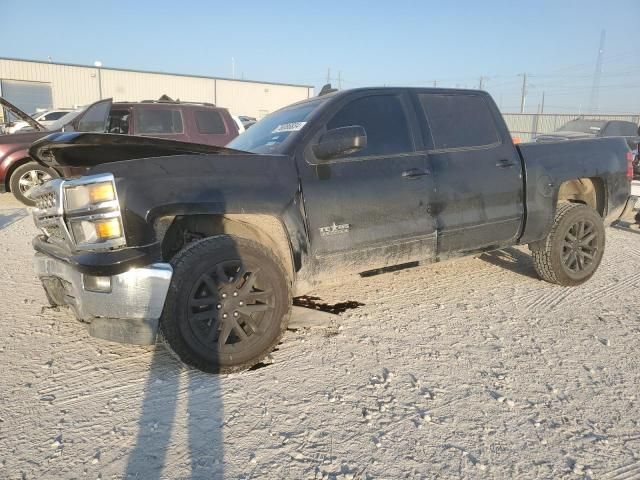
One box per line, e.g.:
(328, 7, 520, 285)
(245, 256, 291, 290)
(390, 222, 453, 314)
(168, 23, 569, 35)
(502, 113, 640, 142)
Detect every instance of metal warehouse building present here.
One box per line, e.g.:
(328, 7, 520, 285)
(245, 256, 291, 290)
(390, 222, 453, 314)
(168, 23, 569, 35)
(0, 57, 313, 121)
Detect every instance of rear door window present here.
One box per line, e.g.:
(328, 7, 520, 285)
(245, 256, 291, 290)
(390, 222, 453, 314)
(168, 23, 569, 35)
(418, 94, 500, 150)
(194, 110, 227, 134)
(325, 94, 413, 158)
(134, 108, 183, 134)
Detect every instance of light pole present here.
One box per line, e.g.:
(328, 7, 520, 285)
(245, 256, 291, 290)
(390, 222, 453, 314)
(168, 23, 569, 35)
(94, 61, 103, 100)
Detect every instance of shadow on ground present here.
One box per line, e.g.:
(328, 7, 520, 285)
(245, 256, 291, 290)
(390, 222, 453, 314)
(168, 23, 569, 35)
(0, 208, 27, 230)
(479, 247, 539, 280)
(124, 347, 224, 479)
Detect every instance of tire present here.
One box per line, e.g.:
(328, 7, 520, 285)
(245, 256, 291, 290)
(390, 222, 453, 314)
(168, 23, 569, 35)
(159, 235, 291, 373)
(9, 161, 57, 206)
(530, 203, 605, 286)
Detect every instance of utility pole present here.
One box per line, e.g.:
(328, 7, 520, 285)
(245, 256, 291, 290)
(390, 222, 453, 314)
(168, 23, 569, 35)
(433, 80, 437, 88)
(478, 76, 485, 90)
(589, 29, 606, 113)
(541, 91, 545, 114)
(519, 73, 528, 113)
(337, 71, 342, 89)
(326, 67, 331, 84)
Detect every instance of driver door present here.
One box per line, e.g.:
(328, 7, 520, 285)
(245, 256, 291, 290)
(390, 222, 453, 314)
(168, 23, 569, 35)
(297, 90, 437, 276)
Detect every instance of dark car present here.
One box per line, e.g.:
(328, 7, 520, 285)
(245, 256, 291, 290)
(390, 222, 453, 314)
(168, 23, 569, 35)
(535, 119, 640, 179)
(27, 87, 634, 373)
(0, 97, 239, 205)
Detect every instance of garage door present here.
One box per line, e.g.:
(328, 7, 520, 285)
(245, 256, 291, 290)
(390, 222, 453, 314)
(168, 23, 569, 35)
(0, 79, 53, 120)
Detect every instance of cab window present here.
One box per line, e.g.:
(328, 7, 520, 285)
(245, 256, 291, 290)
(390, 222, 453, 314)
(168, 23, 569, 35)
(419, 94, 500, 150)
(326, 94, 413, 158)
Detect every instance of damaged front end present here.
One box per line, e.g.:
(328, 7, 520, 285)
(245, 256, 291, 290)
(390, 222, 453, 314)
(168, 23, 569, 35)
(29, 173, 172, 345)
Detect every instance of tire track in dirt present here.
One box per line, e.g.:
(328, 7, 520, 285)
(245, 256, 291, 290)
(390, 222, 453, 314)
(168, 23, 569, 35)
(584, 271, 640, 300)
(603, 461, 640, 480)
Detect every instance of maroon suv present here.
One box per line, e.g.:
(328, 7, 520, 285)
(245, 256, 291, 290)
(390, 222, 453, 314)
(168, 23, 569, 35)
(0, 97, 239, 205)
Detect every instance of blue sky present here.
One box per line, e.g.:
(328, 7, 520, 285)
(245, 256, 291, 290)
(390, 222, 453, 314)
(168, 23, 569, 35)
(3, 0, 639, 113)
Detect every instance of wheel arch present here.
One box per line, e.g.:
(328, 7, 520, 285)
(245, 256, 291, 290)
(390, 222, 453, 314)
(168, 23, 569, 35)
(155, 213, 297, 281)
(556, 177, 606, 217)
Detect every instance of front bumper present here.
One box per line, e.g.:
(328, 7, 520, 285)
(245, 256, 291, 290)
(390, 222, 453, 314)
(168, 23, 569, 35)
(34, 253, 172, 345)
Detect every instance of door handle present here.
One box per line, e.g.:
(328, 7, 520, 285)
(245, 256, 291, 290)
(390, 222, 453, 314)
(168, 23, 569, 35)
(496, 159, 516, 168)
(402, 168, 431, 179)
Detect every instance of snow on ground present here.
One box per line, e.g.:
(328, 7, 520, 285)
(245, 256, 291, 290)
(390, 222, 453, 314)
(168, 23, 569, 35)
(1, 191, 640, 480)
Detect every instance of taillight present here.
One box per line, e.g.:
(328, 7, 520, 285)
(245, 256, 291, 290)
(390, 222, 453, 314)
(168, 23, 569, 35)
(627, 151, 634, 179)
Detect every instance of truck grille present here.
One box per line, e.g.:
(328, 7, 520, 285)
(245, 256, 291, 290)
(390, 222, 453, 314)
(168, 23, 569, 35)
(30, 179, 69, 245)
(35, 192, 56, 210)
(43, 224, 66, 241)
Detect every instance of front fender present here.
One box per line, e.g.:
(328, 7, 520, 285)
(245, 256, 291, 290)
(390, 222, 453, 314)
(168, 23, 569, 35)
(90, 153, 308, 269)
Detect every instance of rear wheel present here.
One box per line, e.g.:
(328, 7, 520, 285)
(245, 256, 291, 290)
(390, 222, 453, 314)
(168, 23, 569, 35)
(530, 203, 605, 286)
(9, 161, 57, 206)
(159, 235, 291, 373)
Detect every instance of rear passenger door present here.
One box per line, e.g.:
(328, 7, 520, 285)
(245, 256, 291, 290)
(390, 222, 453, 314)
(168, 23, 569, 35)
(299, 91, 438, 275)
(414, 92, 524, 256)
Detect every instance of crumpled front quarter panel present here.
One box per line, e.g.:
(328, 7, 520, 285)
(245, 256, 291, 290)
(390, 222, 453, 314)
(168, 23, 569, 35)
(90, 153, 300, 246)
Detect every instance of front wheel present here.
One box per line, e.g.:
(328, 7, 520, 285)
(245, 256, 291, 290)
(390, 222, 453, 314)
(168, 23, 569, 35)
(9, 161, 57, 206)
(530, 203, 605, 286)
(159, 235, 291, 373)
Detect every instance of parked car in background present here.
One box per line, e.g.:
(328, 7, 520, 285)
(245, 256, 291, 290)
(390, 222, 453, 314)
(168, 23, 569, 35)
(26, 87, 635, 373)
(4, 108, 74, 134)
(536, 118, 640, 180)
(536, 118, 639, 149)
(238, 115, 257, 129)
(0, 97, 239, 205)
(230, 114, 246, 134)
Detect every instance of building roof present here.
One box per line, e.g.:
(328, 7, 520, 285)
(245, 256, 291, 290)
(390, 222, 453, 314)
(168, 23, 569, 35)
(0, 56, 313, 89)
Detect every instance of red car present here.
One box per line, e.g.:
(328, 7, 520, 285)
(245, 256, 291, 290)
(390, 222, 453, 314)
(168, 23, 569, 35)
(0, 97, 239, 205)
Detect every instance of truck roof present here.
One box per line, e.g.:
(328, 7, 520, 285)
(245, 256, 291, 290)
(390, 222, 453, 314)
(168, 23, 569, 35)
(287, 86, 489, 109)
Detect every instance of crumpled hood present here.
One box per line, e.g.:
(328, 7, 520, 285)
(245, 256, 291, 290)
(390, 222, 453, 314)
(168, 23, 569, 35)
(28, 132, 249, 172)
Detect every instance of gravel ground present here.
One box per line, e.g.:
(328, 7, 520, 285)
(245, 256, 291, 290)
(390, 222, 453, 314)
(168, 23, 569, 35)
(1, 191, 639, 480)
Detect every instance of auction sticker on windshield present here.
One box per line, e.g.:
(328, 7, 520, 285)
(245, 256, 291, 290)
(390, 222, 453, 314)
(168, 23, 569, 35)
(272, 122, 307, 133)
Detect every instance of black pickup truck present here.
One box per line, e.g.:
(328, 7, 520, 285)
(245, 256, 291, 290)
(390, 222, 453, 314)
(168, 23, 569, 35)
(27, 87, 635, 373)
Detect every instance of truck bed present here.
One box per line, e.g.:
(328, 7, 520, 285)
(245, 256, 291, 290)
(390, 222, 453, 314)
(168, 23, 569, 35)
(516, 136, 631, 243)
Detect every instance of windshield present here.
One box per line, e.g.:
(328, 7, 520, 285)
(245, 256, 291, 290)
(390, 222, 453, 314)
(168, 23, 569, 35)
(45, 109, 83, 131)
(558, 119, 607, 134)
(227, 99, 325, 153)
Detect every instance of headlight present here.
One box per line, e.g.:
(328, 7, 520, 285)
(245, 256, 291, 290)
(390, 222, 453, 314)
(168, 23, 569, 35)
(65, 181, 116, 212)
(61, 174, 126, 250)
(69, 216, 123, 245)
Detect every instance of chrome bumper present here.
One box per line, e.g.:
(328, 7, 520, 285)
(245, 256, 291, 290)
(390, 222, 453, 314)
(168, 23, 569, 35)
(34, 253, 172, 345)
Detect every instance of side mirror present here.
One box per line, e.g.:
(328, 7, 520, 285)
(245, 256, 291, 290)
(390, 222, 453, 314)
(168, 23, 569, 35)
(313, 125, 367, 160)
